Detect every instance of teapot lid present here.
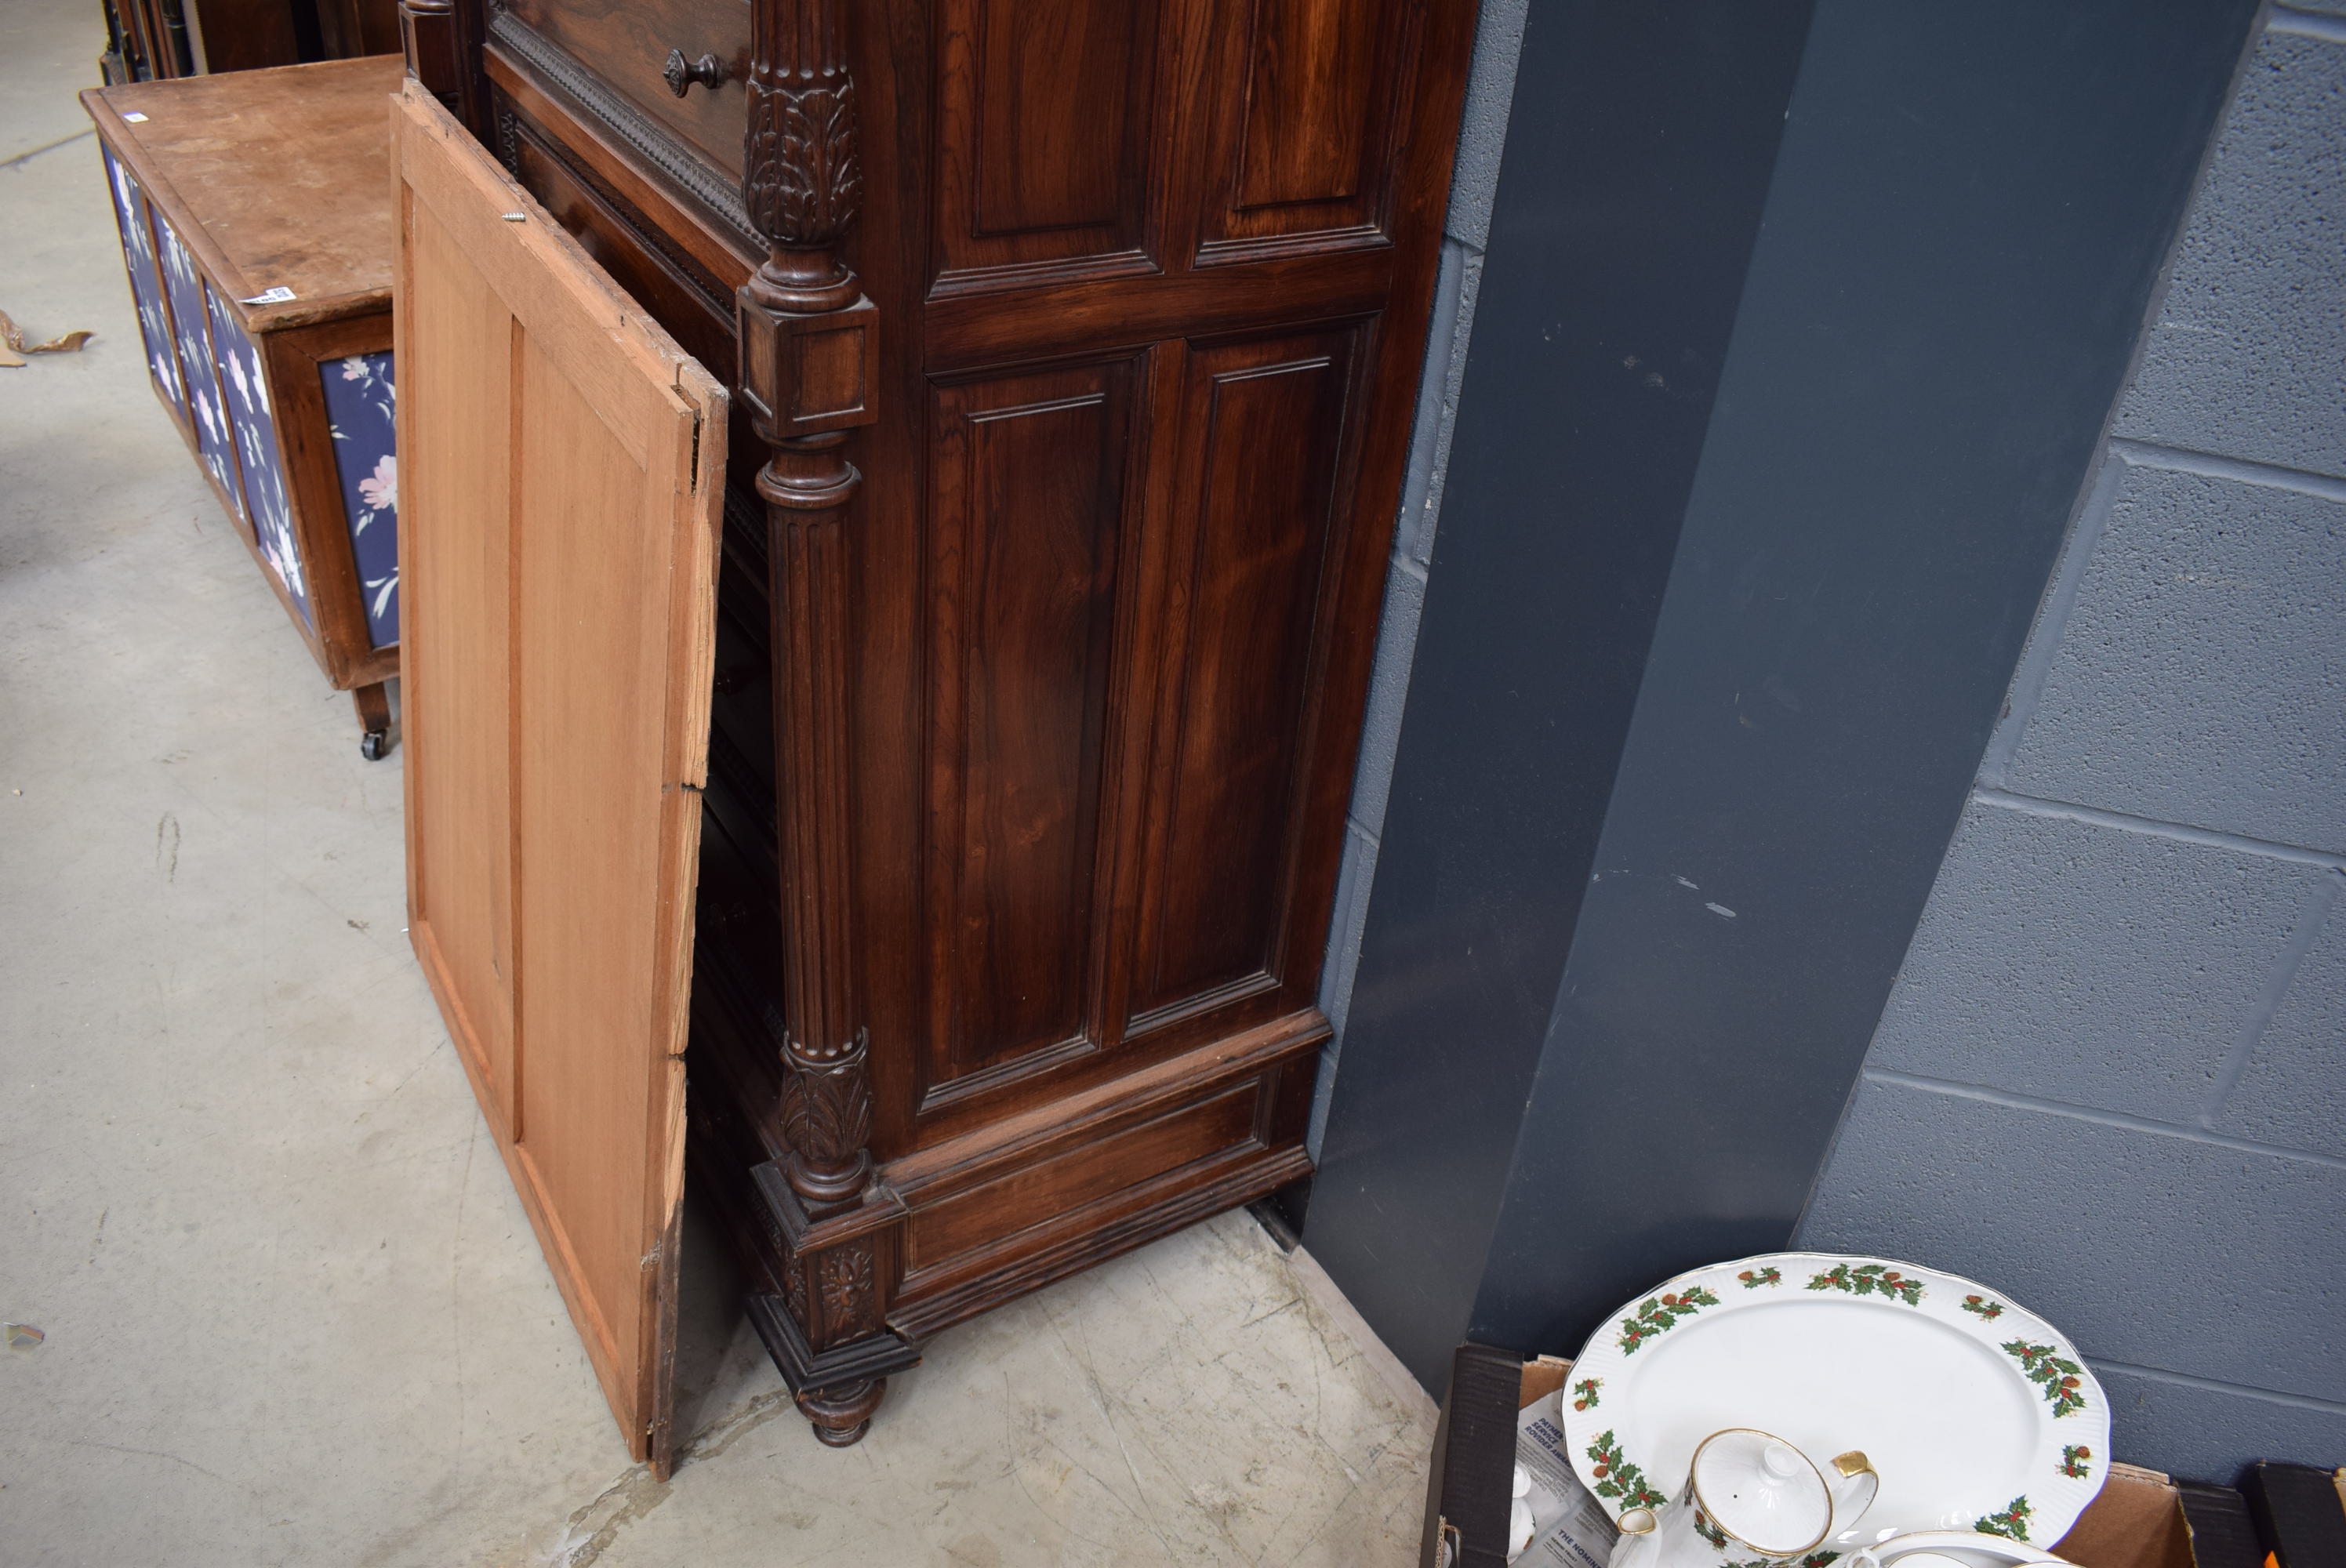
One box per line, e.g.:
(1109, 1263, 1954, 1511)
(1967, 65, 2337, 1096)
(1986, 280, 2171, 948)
(1690, 1429, 1832, 1555)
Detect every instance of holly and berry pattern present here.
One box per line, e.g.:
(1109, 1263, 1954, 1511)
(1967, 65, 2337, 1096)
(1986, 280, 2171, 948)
(1584, 1429, 1668, 1512)
(1572, 1377, 1602, 1411)
(1616, 1285, 1723, 1353)
(1692, 1504, 1839, 1565)
(1960, 1294, 2006, 1321)
(1805, 1261, 1924, 1306)
(2060, 1445, 2093, 1479)
(1975, 1496, 2035, 1541)
(2003, 1340, 2090, 1417)
(1737, 1266, 1783, 1290)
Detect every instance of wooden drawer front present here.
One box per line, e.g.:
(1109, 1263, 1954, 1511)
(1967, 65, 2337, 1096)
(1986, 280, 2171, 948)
(502, 0, 750, 180)
(905, 1080, 1263, 1280)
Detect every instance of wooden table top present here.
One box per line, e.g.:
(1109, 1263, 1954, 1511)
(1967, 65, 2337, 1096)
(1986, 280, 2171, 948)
(83, 55, 404, 333)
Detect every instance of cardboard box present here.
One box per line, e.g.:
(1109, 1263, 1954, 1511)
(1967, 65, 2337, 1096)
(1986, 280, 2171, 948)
(1422, 1345, 2261, 1568)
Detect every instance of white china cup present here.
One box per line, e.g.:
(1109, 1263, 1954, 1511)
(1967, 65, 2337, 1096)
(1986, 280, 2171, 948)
(1612, 1429, 1879, 1568)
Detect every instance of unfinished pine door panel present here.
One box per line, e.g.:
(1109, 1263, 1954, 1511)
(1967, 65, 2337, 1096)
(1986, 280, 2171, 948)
(393, 82, 728, 1473)
(849, 0, 1475, 1163)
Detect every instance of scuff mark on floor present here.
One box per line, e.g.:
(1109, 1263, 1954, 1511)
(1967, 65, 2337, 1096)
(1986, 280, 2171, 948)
(154, 811, 179, 882)
(543, 1465, 674, 1568)
(533, 1386, 801, 1565)
(677, 1386, 797, 1465)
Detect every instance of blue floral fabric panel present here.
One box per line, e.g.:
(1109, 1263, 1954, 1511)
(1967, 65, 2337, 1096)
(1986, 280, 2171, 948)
(320, 353, 398, 647)
(154, 213, 247, 530)
(205, 286, 311, 630)
(100, 148, 186, 423)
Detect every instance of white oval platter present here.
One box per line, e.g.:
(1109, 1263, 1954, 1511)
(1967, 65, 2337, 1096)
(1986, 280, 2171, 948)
(1562, 1253, 2109, 1556)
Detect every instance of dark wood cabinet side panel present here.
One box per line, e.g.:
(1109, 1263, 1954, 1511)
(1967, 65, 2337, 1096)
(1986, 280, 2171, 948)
(931, 0, 1164, 288)
(924, 361, 1138, 1102)
(1131, 328, 1356, 1025)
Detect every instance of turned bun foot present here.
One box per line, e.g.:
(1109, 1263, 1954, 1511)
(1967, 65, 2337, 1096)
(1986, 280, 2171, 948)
(797, 1377, 886, 1446)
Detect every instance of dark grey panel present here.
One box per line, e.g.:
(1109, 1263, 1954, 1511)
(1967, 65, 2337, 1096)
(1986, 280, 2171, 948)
(1462, 0, 2264, 1359)
(1304, 0, 1818, 1392)
(2115, 27, 2346, 479)
(1799, 1078, 2346, 1417)
(1866, 802, 2330, 1122)
(2004, 462, 2346, 854)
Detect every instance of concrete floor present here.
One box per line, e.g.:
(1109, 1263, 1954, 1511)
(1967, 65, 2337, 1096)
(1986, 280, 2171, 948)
(0, 7, 1438, 1563)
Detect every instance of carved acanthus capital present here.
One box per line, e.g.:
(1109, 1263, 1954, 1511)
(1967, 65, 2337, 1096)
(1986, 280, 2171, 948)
(739, 1, 866, 314)
(745, 76, 862, 251)
(779, 1027, 874, 1205)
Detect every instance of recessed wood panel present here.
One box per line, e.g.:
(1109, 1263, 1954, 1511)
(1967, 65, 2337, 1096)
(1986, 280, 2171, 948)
(510, 331, 672, 1386)
(933, 0, 1160, 287)
(1235, 0, 1379, 208)
(405, 205, 517, 1120)
(906, 1080, 1261, 1273)
(925, 360, 1141, 1102)
(1130, 329, 1356, 1026)
(1200, 0, 1416, 256)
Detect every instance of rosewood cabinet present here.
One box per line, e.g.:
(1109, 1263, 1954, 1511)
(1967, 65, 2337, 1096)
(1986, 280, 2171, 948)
(394, 0, 1477, 1468)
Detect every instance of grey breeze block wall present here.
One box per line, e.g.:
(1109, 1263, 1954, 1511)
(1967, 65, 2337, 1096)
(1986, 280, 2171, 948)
(1306, 0, 1531, 1153)
(1796, 7, 2346, 1481)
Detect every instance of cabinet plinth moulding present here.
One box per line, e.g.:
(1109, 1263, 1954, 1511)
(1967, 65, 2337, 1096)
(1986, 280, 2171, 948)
(737, 0, 901, 1449)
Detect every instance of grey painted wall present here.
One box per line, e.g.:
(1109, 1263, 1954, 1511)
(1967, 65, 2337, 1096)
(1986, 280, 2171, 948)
(1308, 0, 1530, 1155)
(1797, 7, 2346, 1482)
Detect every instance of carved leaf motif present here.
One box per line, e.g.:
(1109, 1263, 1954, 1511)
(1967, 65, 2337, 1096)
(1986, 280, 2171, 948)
(745, 79, 862, 247)
(780, 1054, 873, 1166)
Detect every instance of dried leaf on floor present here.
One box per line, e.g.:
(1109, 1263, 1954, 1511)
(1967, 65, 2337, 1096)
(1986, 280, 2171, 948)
(0, 306, 94, 365)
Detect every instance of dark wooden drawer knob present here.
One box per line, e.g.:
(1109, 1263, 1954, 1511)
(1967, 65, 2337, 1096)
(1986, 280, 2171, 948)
(663, 49, 727, 97)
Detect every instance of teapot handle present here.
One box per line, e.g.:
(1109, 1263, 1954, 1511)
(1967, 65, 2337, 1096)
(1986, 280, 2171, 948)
(1828, 1450, 1880, 1537)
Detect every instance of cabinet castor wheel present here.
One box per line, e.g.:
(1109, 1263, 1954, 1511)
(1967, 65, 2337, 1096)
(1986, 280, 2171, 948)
(360, 730, 387, 761)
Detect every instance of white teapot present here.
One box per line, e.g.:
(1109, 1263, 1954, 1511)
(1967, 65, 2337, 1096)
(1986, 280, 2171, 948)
(1612, 1429, 1879, 1568)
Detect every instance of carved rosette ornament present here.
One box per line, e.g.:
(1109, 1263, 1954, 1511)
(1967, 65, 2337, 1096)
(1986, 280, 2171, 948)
(739, 0, 892, 1448)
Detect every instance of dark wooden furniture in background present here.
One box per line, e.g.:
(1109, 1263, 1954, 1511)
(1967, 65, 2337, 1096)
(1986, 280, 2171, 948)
(100, 0, 400, 83)
(85, 57, 405, 757)
(394, 0, 1480, 1461)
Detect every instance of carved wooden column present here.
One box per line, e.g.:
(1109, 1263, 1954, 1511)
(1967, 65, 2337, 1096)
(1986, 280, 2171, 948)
(735, 0, 913, 1448)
